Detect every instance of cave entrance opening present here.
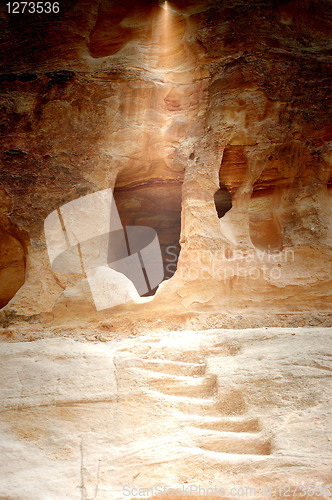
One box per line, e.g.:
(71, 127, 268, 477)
(113, 175, 182, 296)
(0, 227, 26, 309)
(214, 183, 232, 219)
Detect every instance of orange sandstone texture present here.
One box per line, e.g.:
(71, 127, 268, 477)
(0, 0, 331, 326)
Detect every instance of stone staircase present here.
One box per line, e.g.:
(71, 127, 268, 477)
(118, 336, 273, 463)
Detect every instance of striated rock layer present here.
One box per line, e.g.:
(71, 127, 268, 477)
(0, 0, 331, 326)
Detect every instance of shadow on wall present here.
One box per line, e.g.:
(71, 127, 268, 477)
(216, 145, 283, 251)
(249, 188, 283, 251)
(0, 227, 26, 309)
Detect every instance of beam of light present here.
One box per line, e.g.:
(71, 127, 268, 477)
(160, 2, 170, 67)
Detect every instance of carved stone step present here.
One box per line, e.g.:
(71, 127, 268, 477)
(144, 390, 224, 414)
(173, 412, 262, 432)
(133, 369, 217, 397)
(116, 357, 206, 376)
(188, 428, 272, 455)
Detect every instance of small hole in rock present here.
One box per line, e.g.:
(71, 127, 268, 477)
(214, 184, 232, 219)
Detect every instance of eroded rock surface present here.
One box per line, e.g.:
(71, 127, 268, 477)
(0, 0, 331, 325)
(0, 328, 331, 499)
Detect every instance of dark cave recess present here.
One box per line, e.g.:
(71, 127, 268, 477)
(113, 180, 182, 295)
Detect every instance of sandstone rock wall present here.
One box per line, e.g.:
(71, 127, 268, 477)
(0, 0, 331, 325)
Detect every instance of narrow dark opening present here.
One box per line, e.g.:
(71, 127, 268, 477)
(214, 183, 232, 219)
(0, 227, 26, 309)
(328, 177, 332, 192)
(113, 176, 182, 296)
